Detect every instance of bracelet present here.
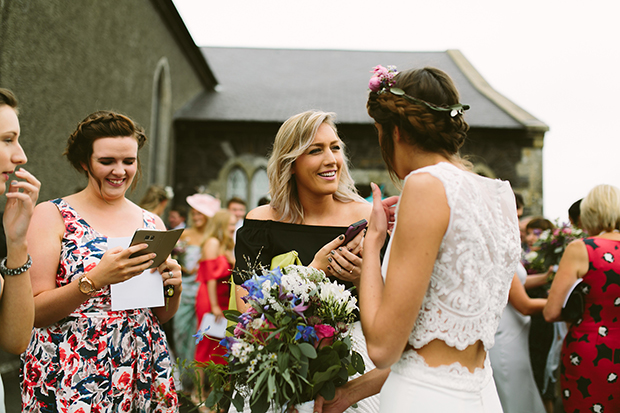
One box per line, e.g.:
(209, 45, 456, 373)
(0, 254, 33, 277)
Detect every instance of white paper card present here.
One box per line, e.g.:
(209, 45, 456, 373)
(198, 313, 228, 339)
(108, 236, 165, 311)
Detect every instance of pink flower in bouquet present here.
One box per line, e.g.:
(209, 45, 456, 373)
(314, 324, 336, 349)
(234, 322, 244, 337)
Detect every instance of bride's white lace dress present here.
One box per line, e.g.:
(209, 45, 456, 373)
(379, 163, 521, 412)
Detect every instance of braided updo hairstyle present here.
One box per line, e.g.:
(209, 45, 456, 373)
(64, 110, 147, 190)
(367, 67, 469, 179)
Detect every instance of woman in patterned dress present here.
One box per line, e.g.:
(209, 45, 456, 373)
(544, 184, 620, 412)
(21, 111, 182, 412)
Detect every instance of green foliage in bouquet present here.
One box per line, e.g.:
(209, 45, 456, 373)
(197, 265, 365, 413)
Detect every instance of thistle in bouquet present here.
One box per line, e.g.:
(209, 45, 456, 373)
(200, 264, 365, 413)
(529, 220, 585, 279)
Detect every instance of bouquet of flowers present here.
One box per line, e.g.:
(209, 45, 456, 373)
(524, 220, 585, 275)
(198, 264, 365, 413)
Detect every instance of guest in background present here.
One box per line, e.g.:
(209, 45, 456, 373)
(139, 184, 172, 218)
(21, 110, 182, 411)
(523, 216, 557, 412)
(515, 192, 525, 218)
(257, 196, 270, 207)
(168, 205, 187, 230)
(544, 184, 620, 412)
(489, 194, 546, 413)
(568, 198, 583, 229)
(195, 210, 236, 403)
(226, 197, 246, 240)
(0, 88, 40, 411)
(173, 193, 220, 398)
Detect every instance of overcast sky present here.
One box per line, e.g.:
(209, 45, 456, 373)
(172, 0, 620, 222)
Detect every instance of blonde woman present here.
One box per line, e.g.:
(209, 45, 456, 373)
(173, 193, 220, 394)
(233, 110, 382, 413)
(195, 209, 236, 363)
(544, 184, 620, 412)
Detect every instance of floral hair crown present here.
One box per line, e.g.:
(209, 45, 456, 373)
(369, 65, 470, 118)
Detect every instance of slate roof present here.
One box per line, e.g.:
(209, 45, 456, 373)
(177, 47, 547, 131)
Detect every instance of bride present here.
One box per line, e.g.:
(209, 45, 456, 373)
(360, 65, 521, 412)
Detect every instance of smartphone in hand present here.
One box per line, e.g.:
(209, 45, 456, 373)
(342, 219, 368, 245)
(128, 228, 184, 268)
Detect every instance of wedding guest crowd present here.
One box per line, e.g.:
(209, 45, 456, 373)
(1, 61, 604, 413)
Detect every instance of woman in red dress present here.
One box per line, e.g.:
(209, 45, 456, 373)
(195, 209, 237, 364)
(544, 184, 620, 412)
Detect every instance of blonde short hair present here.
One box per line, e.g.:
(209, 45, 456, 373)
(267, 110, 364, 223)
(580, 184, 620, 235)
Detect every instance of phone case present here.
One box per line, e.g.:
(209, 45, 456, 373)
(343, 219, 368, 244)
(129, 228, 184, 269)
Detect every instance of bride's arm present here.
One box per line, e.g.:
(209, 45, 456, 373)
(361, 175, 449, 369)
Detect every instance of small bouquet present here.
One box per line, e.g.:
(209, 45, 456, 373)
(171, 239, 187, 262)
(526, 221, 585, 276)
(198, 264, 365, 413)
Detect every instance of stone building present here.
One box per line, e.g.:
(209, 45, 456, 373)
(0, 0, 215, 203)
(175, 47, 548, 214)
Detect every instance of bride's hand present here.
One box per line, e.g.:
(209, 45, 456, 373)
(367, 182, 398, 246)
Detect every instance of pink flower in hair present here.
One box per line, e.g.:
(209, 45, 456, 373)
(368, 65, 398, 92)
(369, 76, 382, 92)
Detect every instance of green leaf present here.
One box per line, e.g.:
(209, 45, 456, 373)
(351, 351, 365, 375)
(232, 393, 245, 412)
(299, 355, 309, 378)
(390, 87, 405, 95)
(319, 380, 336, 400)
(267, 373, 276, 402)
(289, 343, 301, 360)
(250, 391, 270, 413)
(298, 342, 317, 359)
(223, 309, 242, 322)
(252, 369, 269, 396)
(204, 388, 221, 408)
(278, 351, 290, 372)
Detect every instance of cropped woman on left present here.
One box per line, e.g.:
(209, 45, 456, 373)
(0, 88, 40, 412)
(20, 111, 182, 412)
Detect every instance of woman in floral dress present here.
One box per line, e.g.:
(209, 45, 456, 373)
(544, 184, 620, 412)
(21, 111, 182, 412)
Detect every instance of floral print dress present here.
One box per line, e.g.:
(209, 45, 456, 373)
(21, 199, 178, 413)
(560, 237, 620, 412)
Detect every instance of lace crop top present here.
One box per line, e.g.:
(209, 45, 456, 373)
(381, 163, 521, 351)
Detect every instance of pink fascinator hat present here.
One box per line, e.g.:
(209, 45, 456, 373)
(186, 193, 221, 218)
